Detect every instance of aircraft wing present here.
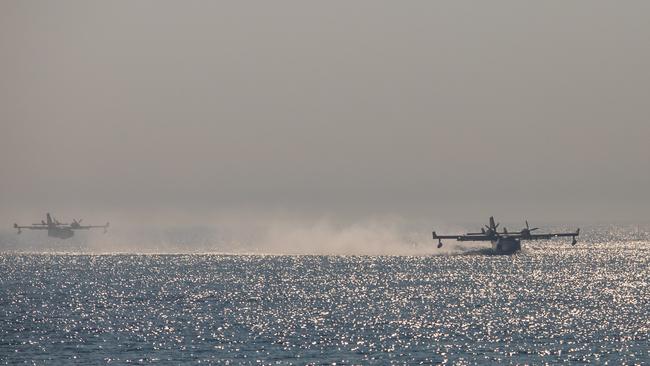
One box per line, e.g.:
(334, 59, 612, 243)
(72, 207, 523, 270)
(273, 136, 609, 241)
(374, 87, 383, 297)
(496, 228, 580, 240)
(76, 223, 110, 231)
(526, 230, 580, 240)
(455, 235, 494, 242)
(432, 232, 493, 242)
(14, 224, 48, 230)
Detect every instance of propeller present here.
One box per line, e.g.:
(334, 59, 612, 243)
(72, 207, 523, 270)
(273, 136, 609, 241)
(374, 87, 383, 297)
(525, 220, 539, 232)
(485, 218, 500, 233)
(485, 223, 500, 231)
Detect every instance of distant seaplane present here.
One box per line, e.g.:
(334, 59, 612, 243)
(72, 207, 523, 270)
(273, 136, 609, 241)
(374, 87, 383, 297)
(433, 216, 579, 254)
(14, 213, 109, 239)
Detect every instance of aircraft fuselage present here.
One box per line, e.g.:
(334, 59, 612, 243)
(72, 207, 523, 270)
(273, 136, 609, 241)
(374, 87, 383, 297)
(491, 237, 521, 254)
(48, 227, 74, 239)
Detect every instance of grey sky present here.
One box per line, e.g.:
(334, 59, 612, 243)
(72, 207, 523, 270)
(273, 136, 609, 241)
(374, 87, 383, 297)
(2, 1, 649, 225)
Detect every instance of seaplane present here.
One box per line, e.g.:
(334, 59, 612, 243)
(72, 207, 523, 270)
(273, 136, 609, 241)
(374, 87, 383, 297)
(14, 213, 109, 239)
(433, 216, 580, 254)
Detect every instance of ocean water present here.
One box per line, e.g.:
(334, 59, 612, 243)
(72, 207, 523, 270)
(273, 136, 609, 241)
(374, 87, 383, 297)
(1, 227, 648, 364)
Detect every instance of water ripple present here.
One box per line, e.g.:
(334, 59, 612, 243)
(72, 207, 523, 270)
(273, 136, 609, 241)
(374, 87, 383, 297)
(1, 232, 648, 364)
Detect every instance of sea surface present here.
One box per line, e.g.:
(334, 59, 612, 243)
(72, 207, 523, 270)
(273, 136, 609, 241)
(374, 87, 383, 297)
(1, 226, 649, 364)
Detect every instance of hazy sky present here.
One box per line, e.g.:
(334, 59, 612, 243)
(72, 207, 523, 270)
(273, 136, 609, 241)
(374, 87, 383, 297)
(2, 1, 649, 225)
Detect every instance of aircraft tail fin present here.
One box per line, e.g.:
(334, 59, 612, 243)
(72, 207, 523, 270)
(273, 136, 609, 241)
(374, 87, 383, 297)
(46, 213, 53, 227)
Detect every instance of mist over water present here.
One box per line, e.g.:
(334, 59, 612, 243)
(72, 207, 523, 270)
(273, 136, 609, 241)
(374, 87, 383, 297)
(1, 215, 475, 255)
(3, 214, 646, 255)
